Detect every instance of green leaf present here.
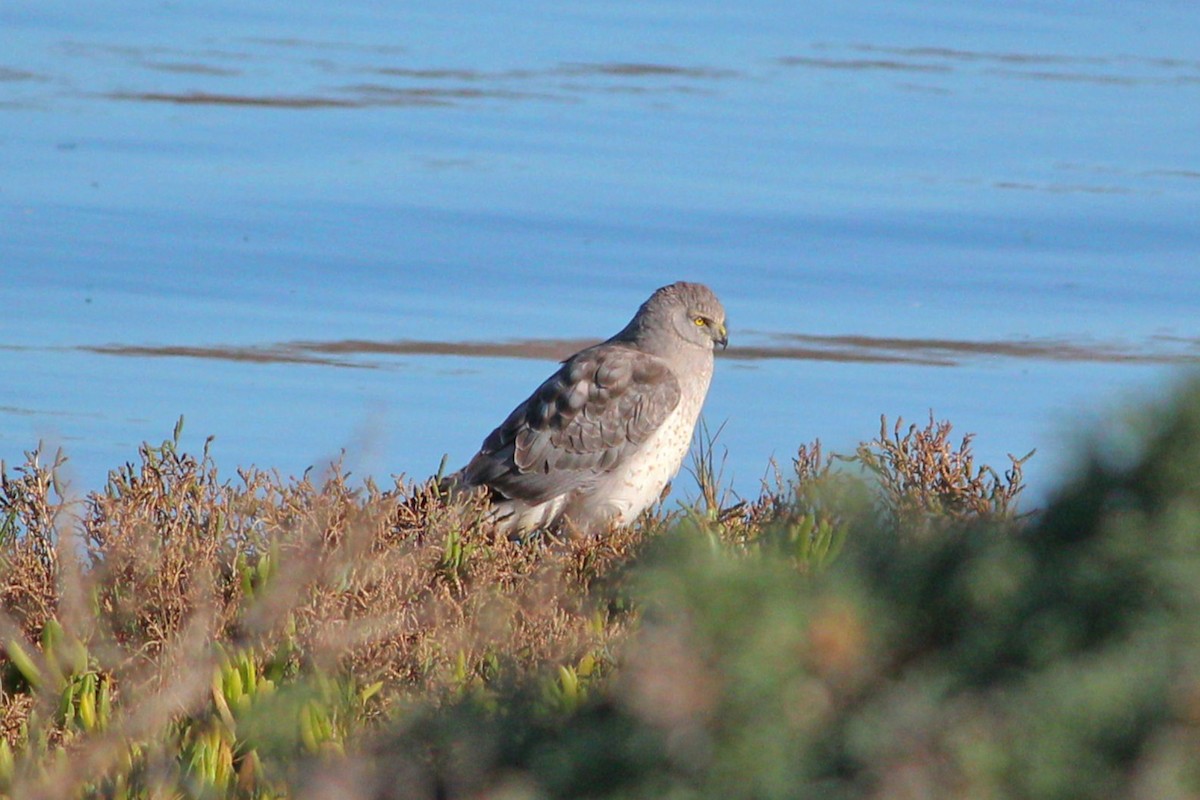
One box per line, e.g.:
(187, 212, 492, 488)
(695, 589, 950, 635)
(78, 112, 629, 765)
(5, 638, 43, 691)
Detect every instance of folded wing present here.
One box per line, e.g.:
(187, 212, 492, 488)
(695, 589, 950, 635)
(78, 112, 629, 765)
(462, 343, 681, 501)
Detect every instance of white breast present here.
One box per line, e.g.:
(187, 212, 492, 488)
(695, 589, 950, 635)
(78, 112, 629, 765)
(571, 359, 713, 528)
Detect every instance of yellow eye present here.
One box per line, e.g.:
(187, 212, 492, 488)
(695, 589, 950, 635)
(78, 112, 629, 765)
(694, 316, 707, 327)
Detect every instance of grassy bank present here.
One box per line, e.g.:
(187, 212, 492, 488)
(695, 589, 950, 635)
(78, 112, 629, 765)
(3, 380, 1200, 798)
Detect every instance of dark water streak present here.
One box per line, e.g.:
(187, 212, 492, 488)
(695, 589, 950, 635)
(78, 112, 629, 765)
(34, 36, 1191, 112)
(80, 333, 1200, 371)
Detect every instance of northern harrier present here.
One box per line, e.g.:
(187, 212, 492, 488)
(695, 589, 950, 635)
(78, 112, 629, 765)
(448, 281, 727, 537)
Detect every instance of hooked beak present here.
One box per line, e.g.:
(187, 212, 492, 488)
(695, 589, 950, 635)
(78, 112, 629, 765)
(715, 322, 728, 351)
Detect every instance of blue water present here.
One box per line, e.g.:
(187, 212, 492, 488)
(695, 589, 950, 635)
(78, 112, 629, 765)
(3, 1, 1198, 505)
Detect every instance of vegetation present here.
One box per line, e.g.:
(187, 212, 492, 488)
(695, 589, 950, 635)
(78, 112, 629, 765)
(2, 378, 1199, 798)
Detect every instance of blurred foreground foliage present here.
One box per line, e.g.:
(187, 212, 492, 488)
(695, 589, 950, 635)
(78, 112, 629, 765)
(3, 379, 1199, 798)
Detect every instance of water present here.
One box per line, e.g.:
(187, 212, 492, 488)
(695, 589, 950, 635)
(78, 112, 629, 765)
(3, 1, 1198, 505)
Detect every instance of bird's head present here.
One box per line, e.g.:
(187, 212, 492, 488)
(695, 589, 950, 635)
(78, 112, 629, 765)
(640, 281, 728, 353)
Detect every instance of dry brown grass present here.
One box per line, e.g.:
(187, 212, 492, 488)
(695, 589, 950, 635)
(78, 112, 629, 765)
(7, 438, 640, 671)
(855, 413, 1034, 533)
(0, 431, 658, 795)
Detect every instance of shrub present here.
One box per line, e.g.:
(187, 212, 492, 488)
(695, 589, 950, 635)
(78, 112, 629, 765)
(8, 379, 1194, 799)
(339, 382, 1200, 799)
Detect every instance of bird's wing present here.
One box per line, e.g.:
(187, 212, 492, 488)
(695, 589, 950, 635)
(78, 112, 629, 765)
(461, 343, 681, 502)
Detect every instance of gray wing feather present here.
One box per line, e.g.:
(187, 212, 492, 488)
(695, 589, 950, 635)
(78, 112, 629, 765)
(462, 343, 681, 502)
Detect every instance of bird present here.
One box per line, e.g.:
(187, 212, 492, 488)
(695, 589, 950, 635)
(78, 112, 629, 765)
(447, 281, 727, 538)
